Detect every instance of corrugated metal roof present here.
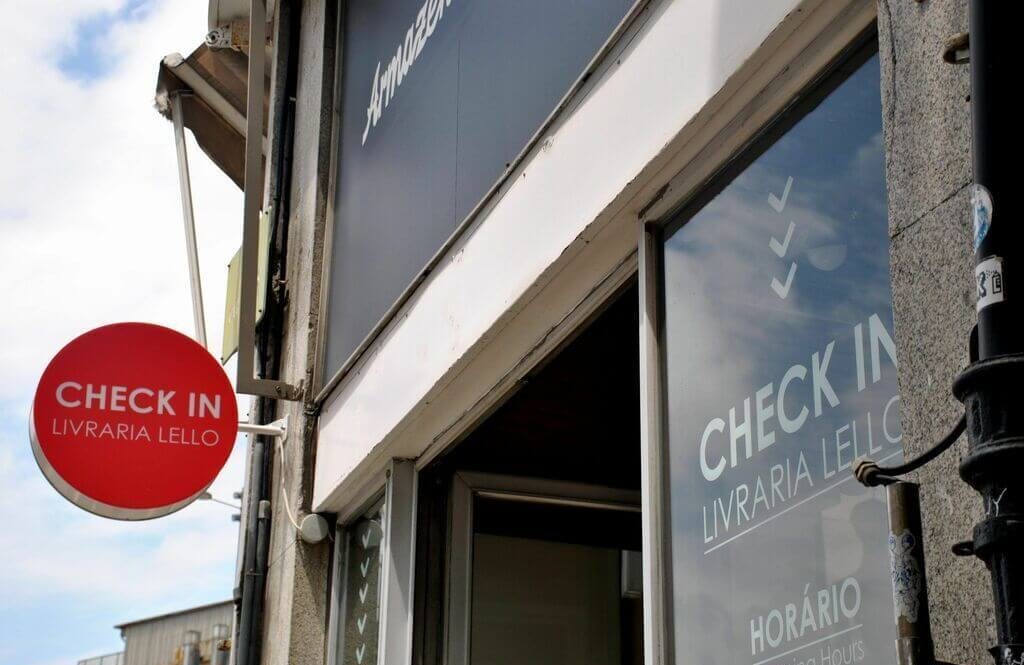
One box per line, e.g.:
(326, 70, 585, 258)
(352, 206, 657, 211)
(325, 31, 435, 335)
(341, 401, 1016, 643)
(115, 599, 233, 629)
(119, 601, 233, 665)
(78, 651, 125, 665)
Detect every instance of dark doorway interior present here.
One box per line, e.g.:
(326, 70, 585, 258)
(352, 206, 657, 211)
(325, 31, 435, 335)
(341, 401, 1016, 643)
(440, 282, 640, 490)
(415, 283, 643, 665)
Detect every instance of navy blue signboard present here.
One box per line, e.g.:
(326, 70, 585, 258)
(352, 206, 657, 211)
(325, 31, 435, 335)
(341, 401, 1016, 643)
(325, 0, 634, 380)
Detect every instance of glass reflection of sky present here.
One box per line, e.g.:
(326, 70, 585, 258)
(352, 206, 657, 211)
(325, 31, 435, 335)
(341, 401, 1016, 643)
(662, 56, 901, 665)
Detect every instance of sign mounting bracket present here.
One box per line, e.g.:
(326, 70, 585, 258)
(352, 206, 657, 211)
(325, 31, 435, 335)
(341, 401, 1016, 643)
(238, 415, 289, 439)
(237, 0, 301, 401)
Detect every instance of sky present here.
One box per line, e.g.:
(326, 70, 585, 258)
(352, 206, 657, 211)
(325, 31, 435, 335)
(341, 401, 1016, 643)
(0, 1, 247, 663)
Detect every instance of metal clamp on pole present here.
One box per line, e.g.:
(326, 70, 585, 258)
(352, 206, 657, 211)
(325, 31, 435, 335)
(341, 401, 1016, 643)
(237, 0, 300, 400)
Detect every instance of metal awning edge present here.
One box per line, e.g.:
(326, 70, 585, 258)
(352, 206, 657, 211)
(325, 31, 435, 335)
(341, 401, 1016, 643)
(154, 44, 267, 189)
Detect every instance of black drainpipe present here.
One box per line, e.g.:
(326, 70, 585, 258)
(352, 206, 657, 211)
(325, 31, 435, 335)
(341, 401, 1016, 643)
(234, 1, 300, 663)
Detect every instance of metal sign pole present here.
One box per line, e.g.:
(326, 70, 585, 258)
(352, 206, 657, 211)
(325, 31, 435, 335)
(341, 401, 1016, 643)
(170, 92, 208, 349)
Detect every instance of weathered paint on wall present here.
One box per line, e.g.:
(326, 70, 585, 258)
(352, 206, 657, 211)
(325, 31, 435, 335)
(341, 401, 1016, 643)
(259, 0, 334, 663)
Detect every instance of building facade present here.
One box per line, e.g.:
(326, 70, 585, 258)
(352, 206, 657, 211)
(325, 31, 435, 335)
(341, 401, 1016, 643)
(157, 1, 987, 664)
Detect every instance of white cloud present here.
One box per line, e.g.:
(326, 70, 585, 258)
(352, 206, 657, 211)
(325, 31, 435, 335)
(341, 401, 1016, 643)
(0, 0, 249, 659)
(0, 440, 244, 604)
(0, 0, 243, 402)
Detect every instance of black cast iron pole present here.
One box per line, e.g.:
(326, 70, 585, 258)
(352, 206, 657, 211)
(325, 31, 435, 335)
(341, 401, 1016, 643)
(952, 2, 1024, 664)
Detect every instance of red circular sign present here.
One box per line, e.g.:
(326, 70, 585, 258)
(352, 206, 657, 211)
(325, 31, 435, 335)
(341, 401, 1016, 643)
(30, 323, 238, 520)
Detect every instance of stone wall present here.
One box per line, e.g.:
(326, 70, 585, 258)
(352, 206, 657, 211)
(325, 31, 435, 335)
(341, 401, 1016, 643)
(260, 0, 335, 662)
(879, 0, 995, 661)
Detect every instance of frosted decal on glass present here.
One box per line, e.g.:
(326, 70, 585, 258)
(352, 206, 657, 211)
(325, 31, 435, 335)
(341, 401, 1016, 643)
(341, 512, 384, 665)
(662, 55, 901, 665)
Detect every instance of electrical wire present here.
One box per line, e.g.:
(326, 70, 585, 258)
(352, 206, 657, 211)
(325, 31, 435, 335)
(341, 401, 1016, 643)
(276, 438, 303, 532)
(854, 414, 967, 486)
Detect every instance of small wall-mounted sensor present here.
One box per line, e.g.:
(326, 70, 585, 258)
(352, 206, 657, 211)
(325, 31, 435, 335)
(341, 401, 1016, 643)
(298, 512, 330, 544)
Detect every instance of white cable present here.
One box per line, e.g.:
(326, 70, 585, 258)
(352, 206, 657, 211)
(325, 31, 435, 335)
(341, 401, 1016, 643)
(275, 438, 333, 542)
(276, 439, 302, 532)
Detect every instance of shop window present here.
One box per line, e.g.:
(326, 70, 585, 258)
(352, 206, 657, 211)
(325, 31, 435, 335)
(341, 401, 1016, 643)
(333, 501, 385, 665)
(659, 50, 902, 664)
(329, 461, 418, 665)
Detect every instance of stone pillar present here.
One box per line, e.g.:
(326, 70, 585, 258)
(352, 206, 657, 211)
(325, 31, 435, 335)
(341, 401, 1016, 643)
(260, 0, 337, 663)
(879, 0, 994, 661)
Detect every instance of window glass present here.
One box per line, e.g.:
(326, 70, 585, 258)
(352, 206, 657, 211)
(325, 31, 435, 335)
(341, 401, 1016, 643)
(662, 54, 902, 665)
(338, 504, 385, 665)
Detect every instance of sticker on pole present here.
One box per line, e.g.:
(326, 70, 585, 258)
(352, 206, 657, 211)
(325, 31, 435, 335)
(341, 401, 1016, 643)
(972, 184, 993, 251)
(30, 323, 238, 520)
(976, 256, 1006, 312)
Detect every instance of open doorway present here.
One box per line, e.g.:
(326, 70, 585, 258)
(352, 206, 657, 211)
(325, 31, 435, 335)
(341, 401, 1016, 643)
(415, 284, 642, 665)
